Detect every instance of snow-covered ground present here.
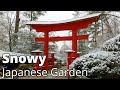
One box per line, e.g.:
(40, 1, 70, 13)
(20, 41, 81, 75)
(0, 50, 29, 57)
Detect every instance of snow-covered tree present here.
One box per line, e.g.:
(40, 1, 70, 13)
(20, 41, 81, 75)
(0, 11, 16, 51)
(12, 29, 43, 54)
(23, 11, 46, 31)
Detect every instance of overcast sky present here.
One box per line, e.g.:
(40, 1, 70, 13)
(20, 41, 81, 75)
(38, 11, 75, 50)
(38, 11, 75, 21)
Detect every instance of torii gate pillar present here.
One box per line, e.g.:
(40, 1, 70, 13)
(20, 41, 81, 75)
(72, 29, 77, 55)
(44, 31, 49, 70)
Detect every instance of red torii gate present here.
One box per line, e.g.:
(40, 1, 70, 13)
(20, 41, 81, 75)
(26, 13, 101, 71)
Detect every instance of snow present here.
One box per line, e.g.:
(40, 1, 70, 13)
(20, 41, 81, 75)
(64, 50, 75, 53)
(54, 55, 65, 61)
(31, 50, 43, 53)
(70, 34, 120, 79)
(70, 51, 114, 69)
(13, 29, 42, 54)
(70, 51, 120, 78)
(49, 51, 56, 54)
(77, 52, 82, 54)
(26, 13, 101, 25)
(0, 50, 30, 57)
(102, 34, 120, 51)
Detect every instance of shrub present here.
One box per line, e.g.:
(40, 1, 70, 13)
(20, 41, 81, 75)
(102, 34, 120, 51)
(70, 34, 120, 79)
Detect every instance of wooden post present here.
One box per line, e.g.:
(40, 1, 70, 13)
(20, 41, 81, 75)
(44, 31, 49, 71)
(49, 52, 55, 69)
(71, 29, 78, 63)
(77, 52, 81, 57)
(72, 29, 77, 53)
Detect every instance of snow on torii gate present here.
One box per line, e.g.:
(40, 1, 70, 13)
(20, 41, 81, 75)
(26, 13, 101, 71)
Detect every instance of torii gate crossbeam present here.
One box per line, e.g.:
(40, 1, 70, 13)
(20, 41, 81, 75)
(35, 35, 88, 42)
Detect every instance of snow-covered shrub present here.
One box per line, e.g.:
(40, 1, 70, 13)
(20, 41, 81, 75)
(70, 34, 120, 79)
(70, 51, 120, 79)
(102, 34, 120, 51)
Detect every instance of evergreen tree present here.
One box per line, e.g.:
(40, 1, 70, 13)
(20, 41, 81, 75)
(23, 11, 46, 31)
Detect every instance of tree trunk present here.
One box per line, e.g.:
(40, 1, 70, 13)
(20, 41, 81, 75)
(13, 11, 20, 46)
(9, 25, 12, 52)
(104, 16, 114, 38)
(15, 11, 20, 33)
(30, 11, 33, 31)
(102, 20, 103, 36)
(94, 21, 97, 47)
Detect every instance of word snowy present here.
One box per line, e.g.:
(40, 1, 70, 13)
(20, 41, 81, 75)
(2, 53, 46, 66)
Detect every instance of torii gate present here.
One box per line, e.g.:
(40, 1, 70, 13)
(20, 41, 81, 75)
(26, 13, 101, 71)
